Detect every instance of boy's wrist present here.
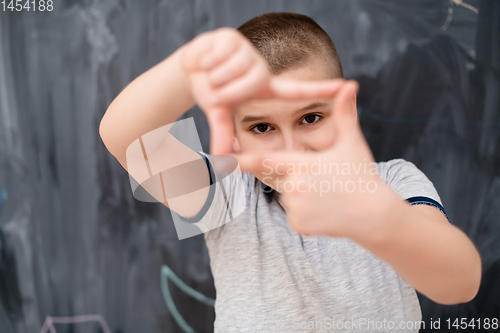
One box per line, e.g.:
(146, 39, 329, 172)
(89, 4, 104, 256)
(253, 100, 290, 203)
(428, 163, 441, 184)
(344, 181, 405, 250)
(175, 45, 196, 103)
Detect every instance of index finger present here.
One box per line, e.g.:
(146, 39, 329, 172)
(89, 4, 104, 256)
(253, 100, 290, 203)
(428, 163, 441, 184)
(268, 77, 344, 101)
(207, 105, 235, 156)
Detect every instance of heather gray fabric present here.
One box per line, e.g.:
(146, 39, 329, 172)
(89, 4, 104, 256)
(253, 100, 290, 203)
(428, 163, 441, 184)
(198, 157, 445, 332)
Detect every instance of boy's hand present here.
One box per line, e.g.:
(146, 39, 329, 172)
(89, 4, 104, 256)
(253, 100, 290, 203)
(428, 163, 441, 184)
(235, 81, 398, 241)
(181, 27, 344, 155)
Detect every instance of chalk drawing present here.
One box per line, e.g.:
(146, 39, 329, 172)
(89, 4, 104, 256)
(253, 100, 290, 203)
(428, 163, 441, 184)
(39, 314, 111, 333)
(161, 264, 215, 333)
(442, 0, 478, 31)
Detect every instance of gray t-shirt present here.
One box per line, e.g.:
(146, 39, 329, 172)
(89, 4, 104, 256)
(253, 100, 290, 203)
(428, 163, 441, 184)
(189, 157, 447, 332)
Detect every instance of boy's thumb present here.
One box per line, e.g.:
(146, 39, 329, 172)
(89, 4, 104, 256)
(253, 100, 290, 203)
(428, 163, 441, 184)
(229, 153, 262, 174)
(332, 80, 359, 142)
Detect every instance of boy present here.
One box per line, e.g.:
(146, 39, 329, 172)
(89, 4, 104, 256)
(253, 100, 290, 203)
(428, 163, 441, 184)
(100, 12, 481, 332)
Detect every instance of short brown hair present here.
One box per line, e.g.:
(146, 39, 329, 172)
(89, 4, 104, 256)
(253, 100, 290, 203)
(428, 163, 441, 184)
(237, 12, 343, 78)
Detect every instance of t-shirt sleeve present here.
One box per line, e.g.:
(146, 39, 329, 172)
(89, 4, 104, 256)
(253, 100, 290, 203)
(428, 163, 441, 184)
(169, 151, 248, 239)
(377, 158, 449, 221)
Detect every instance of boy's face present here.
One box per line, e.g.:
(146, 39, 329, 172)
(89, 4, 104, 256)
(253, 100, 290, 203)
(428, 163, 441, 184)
(232, 62, 357, 154)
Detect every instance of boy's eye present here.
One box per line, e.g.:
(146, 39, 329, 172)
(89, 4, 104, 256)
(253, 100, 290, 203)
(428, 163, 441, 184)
(301, 114, 321, 124)
(251, 124, 272, 134)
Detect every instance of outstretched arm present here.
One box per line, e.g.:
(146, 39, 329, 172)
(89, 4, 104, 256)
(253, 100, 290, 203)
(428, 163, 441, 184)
(235, 81, 481, 305)
(354, 198, 481, 305)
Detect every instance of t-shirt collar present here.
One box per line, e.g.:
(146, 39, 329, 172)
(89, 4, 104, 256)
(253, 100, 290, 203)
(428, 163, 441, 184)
(260, 181, 275, 203)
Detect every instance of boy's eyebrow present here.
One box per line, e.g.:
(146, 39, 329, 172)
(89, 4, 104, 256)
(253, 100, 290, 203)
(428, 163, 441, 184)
(293, 101, 330, 115)
(240, 102, 330, 123)
(240, 115, 269, 123)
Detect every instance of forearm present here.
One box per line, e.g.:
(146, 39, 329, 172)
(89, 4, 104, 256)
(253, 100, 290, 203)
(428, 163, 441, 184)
(99, 45, 214, 216)
(353, 191, 481, 305)
(126, 131, 211, 214)
(99, 45, 195, 169)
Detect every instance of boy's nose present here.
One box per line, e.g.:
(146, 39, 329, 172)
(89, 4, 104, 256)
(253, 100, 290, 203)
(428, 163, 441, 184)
(281, 132, 307, 153)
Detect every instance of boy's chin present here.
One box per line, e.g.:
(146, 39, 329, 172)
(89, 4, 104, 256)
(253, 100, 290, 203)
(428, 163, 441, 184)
(255, 176, 279, 192)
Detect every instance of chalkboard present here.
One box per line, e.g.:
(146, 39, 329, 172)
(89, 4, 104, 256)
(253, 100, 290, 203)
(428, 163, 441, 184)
(0, 1, 498, 332)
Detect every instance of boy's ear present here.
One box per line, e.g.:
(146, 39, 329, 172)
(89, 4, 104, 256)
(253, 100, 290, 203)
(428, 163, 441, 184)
(352, 94, 358, 120)
(232, 136, 242, 153)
